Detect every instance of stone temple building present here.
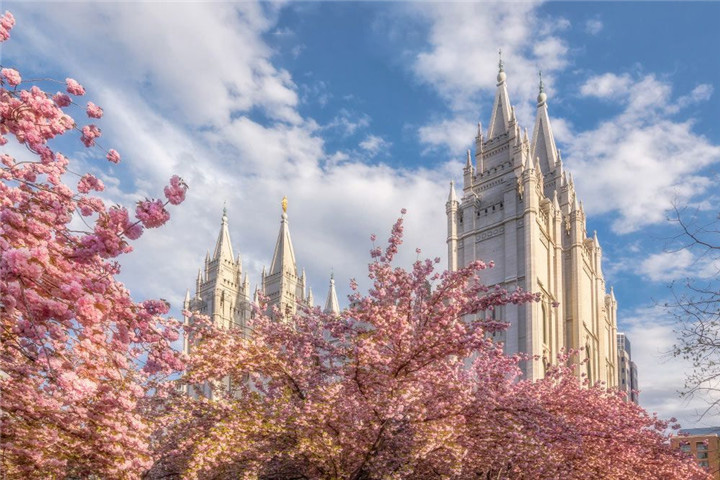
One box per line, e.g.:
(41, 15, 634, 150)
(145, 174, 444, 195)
(446, 59, 618, 385)
(182, 199, 340, 362)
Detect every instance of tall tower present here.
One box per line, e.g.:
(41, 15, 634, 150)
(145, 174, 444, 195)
(262, 197, 307, 318)
(185, 208, 252, 334)
(446, 59, 618, 384)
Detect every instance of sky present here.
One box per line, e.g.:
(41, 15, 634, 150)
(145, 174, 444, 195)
(2, 1, 720, 429)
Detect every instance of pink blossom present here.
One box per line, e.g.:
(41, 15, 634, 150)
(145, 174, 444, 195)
(77, 174, 104, 193)
(163, 175, 187, 205)
(135, 199, 170, 228)
(0, 11, 15, 42)
(53, 92, 72, 107)
(65, 77, 85, 96)
(80, 124, 101, 147)
(86, 101, 103, 119)
(106, 149, 121, 164)
(1, 67, 21, 86)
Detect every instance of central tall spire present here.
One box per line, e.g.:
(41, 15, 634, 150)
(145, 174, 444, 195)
(487, 49, 513, 140)
(269, 196, 298, 276)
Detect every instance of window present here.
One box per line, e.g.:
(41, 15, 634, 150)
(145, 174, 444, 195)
(697, 442, 708, 451)
(698, 451, 708, 459)
(699, 461, 709, 468)
(680, 444, 691, 453)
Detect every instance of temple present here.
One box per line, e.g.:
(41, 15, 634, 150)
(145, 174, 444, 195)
(446, 58, 618, 384)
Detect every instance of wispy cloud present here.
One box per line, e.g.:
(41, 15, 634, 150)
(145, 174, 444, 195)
(585, 18, 603, 35)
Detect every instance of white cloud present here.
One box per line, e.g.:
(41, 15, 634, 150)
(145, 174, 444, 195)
(621, 305, 720, 429)
(640, 249, 720, 283)
(585, 18, 603, 35)
(323, 109, 371, 137)
(417, 117, 476, 154)
(402, 2, 569, 153)
(579, 72, 632, 99)
(359, 134, 391, 157)
(565, 74, 720, 233)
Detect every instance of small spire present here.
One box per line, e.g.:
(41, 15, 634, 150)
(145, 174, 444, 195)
(307, 287, 314, 307)
(448, 180, 458, 203)
(510, 106, 516, 122)
(477, 121, 483, 139)
(184, 288, 191, 307)
(222, 201, 227, 221)
(466, 149, 472, 168)
(324, 273, 340, 315)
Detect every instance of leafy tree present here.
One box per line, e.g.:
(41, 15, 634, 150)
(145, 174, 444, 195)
(153, 215, 707, 479)
(0, 12, 187, 478)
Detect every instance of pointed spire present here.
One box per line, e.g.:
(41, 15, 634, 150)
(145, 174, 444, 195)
(307, 287, 314, 307)
(196, 269, 202, 290)
(488, 49, 512, 140)
(465, 149, 472, 168)
(269, 197, 298, 277)
(552, 190, 560, 211)
(593, 230, 600, 248)
(448, 180, 458, 203)
(531, 71, 560, 175)
(184, 289, 191, 309)
(324, 272, 340, 315)
(213, 208, 235, 261)
(253, 286, 260, 306)
(476, 121, 483, 139)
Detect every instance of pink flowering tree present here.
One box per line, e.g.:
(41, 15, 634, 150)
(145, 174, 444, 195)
(0, 12, 188, 478)
(150, 213, 708, 479)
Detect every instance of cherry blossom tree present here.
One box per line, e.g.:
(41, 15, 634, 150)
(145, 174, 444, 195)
(152, 214, 708, 479)
(0, 12, 187, 478)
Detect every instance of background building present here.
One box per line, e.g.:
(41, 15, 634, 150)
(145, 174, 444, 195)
(672, 427, 720, 478)
(446, 61, 618, 384)
(617, 332, 639, 403)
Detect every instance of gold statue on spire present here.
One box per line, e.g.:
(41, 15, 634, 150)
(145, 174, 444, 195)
(281, 196, 288, 213)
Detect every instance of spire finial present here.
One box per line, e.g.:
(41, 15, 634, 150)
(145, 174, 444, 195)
(497, 49, 506, 84)
(222, 201, 228, 223)
(281, 196, 288, 214)
(537, 70, 547, 105)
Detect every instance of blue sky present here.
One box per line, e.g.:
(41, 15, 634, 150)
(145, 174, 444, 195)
(2, 1, 719, 428)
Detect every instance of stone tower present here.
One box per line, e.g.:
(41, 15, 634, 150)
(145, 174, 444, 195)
(446, 59, 618, 384)
(262, 197, 308, 318)
(184, 207, 252, 333)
